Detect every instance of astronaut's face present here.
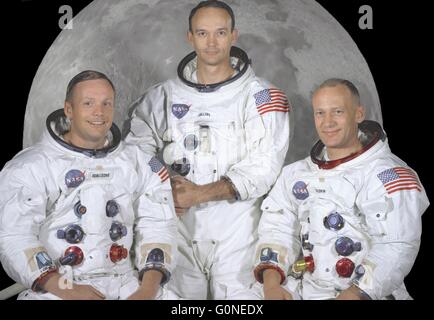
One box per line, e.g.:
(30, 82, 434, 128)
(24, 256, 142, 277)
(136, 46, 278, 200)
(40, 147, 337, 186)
(312, 85, 365, 160)
(64, 79, 114, 149)
(188, 7, 238, 68)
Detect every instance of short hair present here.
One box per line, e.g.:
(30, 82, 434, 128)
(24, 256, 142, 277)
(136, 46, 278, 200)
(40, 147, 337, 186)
(189, 0, 235, 32)
(314, 78, 361, 106)
(65, 70, 115, 102)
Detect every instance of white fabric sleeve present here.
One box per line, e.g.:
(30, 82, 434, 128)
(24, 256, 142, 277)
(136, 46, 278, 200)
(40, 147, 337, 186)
(124, 84, 170, 156)
(355, 164, 429, 299)
(254, 166, 301, 280)
(133, 152, 177, 285)
(0, 158, 56, 289)
(225, 86, 291, 201)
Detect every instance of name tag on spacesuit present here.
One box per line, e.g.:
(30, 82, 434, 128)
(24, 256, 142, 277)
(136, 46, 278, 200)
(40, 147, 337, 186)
(86, 169, 113, 182)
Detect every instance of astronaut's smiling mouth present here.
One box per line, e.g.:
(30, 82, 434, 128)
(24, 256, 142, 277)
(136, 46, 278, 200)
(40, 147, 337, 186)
(87, 120, 106, 126)
(323, 129, 340, 137)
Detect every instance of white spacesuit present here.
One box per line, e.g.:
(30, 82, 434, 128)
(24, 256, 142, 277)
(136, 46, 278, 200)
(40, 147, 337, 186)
(125, 47, 291, 299)
(252, 121, 429, 300)
(0, 109, 177, 300)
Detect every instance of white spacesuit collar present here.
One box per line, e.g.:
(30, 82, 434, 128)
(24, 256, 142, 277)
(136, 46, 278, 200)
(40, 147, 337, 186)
(310, 120, 387, 170)
(190, 68, 240, 84)
(177, 46, 251, 92)
(45, 109, 121, 158)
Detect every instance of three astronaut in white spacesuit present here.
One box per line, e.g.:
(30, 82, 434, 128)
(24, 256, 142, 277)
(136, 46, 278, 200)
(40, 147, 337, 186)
(124, 1, 291, 299)
(0, 0, 428, 300)
(0, 70, 177, 300)
(252, 78, 429, 300)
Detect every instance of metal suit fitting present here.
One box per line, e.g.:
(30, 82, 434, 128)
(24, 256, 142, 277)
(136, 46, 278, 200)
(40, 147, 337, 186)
(74, 201, 87, 218)
(323, 212, 345, 231)
(59, 246, 84, 266)
(335, 237, 362, 256)
(336, 258, 355, 277)
(292, 255, 315, 274)
(171, 157, 190, 176)
(301, 233, 314, 251)
(106, 200, 120, 217)
(109, 221, 127, 241)
(110, 244, 128, 263)
(56, 224, 85, 244)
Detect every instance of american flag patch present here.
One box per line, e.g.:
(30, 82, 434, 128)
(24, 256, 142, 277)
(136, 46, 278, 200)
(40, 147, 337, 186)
(254, 88, 290, 116)
(377, 167, 421, 195)
(148, 157, 169, 183)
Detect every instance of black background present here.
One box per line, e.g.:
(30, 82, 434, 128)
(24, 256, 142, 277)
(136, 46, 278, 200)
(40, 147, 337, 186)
(0, 0, 431, 306)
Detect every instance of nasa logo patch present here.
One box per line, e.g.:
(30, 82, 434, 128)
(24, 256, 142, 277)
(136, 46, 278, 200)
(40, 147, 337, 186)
(292, 181, 309, 200)
(65, 169, 86, 188)
(172, 104, 190, 119)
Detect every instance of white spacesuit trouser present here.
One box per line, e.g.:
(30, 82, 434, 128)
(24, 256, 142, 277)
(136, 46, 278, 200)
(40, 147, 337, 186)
(17, 270, 139, 300)
(239, 277, 302, 300)
(166, 237, 257, 300)
(16, 270, 175, 300)
(246, 277, 412, 300)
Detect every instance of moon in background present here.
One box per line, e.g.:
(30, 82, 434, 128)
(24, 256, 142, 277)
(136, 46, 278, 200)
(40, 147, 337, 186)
(23, 0, 382, 164)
